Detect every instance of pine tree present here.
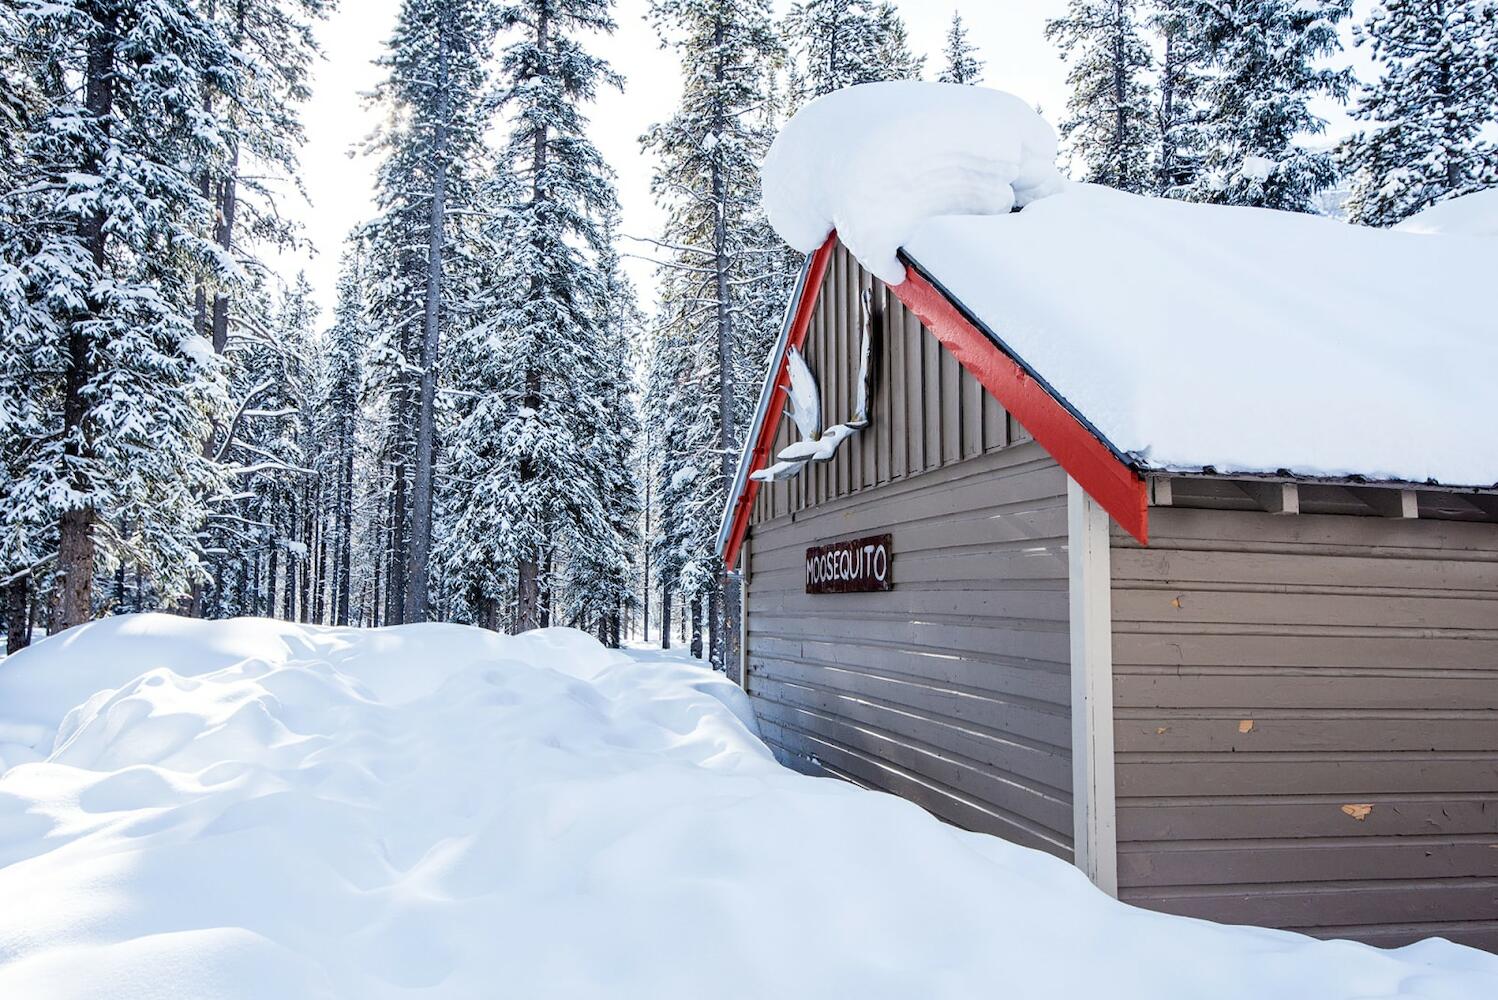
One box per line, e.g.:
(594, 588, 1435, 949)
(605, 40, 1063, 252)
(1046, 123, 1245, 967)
(1151, 0, 1209, 197)
(871, 2, 924, 81)
(318, 253, 368, 626)
(6, 0, 259, 628)
(1046, 0, 1155, 193)
(363, 0, 495, 623)
(642, 0, 780, 667)
(1185, 0, 1353, 211)
(939, 11, 983, 85)
(0, 10, 53, 649)
(561, 231, 641, 646)
(784, 0, 922, 97)
(1340, 0, 1498, 227)
(474, 0, 625, 633)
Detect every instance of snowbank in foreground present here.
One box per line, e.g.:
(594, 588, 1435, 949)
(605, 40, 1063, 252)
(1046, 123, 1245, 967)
(0, 616, 1494, 999)
(761, 82, 1064, 284)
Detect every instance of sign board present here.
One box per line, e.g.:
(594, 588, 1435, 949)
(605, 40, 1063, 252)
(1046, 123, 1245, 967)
(806, 534, 893, 594)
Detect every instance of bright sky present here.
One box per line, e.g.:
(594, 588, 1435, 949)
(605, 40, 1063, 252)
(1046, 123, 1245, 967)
(277, 1, 1075, 321)
(278, 0, 1369, 323)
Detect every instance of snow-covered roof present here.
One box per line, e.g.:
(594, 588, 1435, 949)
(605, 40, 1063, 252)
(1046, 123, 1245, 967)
(1394, 188, 1498, 238)
(762, 83, 1498, 489)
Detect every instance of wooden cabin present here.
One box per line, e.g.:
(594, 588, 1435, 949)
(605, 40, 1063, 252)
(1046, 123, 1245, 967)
(717, 210, 1498, 951)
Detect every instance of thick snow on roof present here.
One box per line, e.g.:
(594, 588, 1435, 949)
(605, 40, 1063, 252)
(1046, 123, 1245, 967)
(762, 83, 1497, 487)
(906, 185, 1498, 485)
(1395, 188, 1498, 237)
(2, 615, 1498, 997)
(761, 82, 1064, 284)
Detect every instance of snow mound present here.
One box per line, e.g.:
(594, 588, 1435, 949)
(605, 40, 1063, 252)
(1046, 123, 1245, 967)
(761, 82, 1064, 284)
(903, 183, 1498, 486)
(1395, 188, 1498, 237)
(2, 616, 1496, 998)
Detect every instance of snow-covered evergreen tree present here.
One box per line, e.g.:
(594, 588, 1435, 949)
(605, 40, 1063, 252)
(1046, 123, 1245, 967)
(784, 0, 922, 98)
(1150, 0, 1209, 197)
(361, 0, 496, 623)
(461, 0, 626, 633)
(1046, 0, 1155, 193)
(938, 11, 984, 85)
(1340, 0, 1498, 227)
(561, 230, 642, 645)
(642, 0, 780, 666)
(3, 0, 257, 627)
(315, 254, 368, 626)
(871, 2, 924, 81)
(0, 10, 54, 649)
(1184, 0, 1352, 211)
(369, 0, 496, 622)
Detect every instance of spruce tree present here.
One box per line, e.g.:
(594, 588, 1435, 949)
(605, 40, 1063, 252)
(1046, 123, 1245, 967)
(1150, 0, 1210, 197)
(939, 11, 984, 85)
(1340, 0, 1498, 227)
(363, 0, 495, 622)
(643, 0, 779, 667)
(316, 253, 368, 626)
(784, 0, 922, 97)
(8, 0, 254, 627)
(479, 0, 624, 632)
(1046, 0, 1155, 194)
(1185, 0, 1352, 211)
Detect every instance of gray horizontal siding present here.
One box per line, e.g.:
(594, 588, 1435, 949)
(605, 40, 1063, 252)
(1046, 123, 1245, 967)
(747, 443, 1074, 859)
(1111, 506, 1498, 951)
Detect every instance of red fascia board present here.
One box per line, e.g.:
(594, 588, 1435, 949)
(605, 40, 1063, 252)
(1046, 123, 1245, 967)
(890, 264, 1149, 544)
(721, 233, 838, 569)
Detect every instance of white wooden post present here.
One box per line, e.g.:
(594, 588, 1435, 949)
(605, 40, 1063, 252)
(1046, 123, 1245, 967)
(738, 538, 751, 693)
(1068, 477, 1118, 896)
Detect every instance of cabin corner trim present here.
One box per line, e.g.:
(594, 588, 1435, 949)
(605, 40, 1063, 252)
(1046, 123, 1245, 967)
(1068, 477, 1119, 895)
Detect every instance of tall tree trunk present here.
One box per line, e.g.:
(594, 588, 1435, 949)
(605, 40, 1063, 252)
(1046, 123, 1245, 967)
(709, 18, 735, 675)
(267, 545, 279, 620)
(404, 25, 451, 624)
(642, 435, 651, 644)
(299, 481, 314, 622)
(386, 450, 406, 624)
(515, 3, 552, 635)
(55, 11, 119, 630)
(660, 582, 671, 650)
(335, 431, 354, 625)
(690, 595, 703, 659)
(517, 561, 540, 634)
(6, 578, 30, 654)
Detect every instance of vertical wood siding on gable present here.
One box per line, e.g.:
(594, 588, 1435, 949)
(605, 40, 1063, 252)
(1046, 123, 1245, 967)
(751, 244, 1025, 524)
(746, 244, 1070, 859)
(1110, 507, 1498, 952)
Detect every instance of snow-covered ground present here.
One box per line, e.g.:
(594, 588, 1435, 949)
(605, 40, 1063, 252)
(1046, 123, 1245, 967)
(0, 616, 1495, 998)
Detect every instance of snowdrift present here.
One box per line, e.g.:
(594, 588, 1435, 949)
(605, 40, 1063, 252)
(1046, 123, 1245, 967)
(1395, 188, 1498, 238)
(1, 615, 1495, 998)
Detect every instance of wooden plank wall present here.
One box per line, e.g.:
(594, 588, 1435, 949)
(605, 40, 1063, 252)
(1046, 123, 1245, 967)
(751, 243, 1027, 525)
(746, 243, 1070, 859)
(1111, 507, 1498, 950)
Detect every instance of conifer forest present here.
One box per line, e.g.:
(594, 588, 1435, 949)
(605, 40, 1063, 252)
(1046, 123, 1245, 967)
(2, 0, 1494, 668)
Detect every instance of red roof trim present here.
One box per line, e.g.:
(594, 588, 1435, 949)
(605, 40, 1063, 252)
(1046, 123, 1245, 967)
(721, 232, 838, 570)
(890, 264, 1149, 544)
(720, 233, 1148, 569)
